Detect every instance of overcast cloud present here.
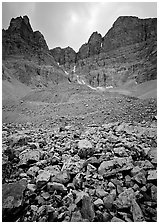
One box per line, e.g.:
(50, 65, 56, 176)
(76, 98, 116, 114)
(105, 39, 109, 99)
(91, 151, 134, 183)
(2, 2, 157, 52)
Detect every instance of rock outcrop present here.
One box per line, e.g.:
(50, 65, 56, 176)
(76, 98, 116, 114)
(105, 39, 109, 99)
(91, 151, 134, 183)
(50, 16, 157, 87)
(2, 15, 68, 88)
(2, 16, 51, 63)
(77, 32, 103, 60)
(50, 46, 76, 65)
(102, 16, 157, 52)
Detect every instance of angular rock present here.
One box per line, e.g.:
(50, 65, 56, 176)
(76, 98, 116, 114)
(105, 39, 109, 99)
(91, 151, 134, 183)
(147, 170, 157, 180)
(81, 195, 95, 221)
(27, 183, 37, 192)
(98, 160, 114, 175)
(44, 165, 61, 176)
(96, 188, 108, 198)
(131, 199, 145, 222)
(151, 185, 157, 201)
(36, 170, 50, 188)
(133, 171, 146, 185)
(93, 198, 104, 206)
(51, 170, 70, 184)
(148, 147, 157, 164)
(27, 165, 39, 177)
(2, 180, 27, 221)
(62, 155, 85, 175)
(98, 156, 133, 175)
(19, 149, 40, 166)
(47, 182, 67, 194)
(103, 194, 114, 209)
(71, 210, 83, 222)
(114, 188, 135, 209)
(78, 139, 93, 158)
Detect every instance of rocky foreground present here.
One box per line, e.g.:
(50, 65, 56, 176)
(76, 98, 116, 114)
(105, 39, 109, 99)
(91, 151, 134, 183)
(2, 120, 157, 222)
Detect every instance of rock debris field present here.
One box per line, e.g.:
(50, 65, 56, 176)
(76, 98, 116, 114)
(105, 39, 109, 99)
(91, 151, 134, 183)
(2, 120, 157, 222)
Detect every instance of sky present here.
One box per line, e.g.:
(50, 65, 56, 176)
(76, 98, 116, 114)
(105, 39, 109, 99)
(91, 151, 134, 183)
(2, 2, 157, 52)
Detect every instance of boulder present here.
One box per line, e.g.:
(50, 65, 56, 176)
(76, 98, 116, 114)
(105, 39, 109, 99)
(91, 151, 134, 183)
(114, 188, 135, 209)
(81, 195, 95, 221)
(131, 199, 145, 222)
(19, 149, 40, 166)
(2, 179, 27, 221)
(36, 170, 50, 188)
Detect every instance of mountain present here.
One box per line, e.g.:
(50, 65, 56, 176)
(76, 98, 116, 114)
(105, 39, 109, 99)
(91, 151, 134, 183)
(50, 16, 157, 87)
(2, 15, 68, 91)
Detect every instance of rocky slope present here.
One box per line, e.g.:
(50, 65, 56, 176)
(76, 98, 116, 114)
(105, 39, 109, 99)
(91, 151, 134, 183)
(2, 15, 157, 222)
(2, 120, 157, 222)
(2, 16, 68, 90)
(50, 16, 157, 87)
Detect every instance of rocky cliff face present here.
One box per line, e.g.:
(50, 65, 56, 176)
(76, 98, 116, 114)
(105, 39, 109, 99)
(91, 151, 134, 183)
(50, 46, 76, 65)
(2, 15, 68, 88)
(50, 16, 157, 87)
(102, 16, 157, 52)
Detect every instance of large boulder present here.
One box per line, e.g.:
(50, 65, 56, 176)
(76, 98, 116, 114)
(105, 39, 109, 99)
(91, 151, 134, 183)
(2, 179, 27, 221)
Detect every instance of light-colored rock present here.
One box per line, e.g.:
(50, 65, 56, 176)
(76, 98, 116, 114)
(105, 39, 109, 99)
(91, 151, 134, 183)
(36, 170, 50, 188)
(114, 188, 135, 209)
(94, 198, 104, 206)
(147, 170, 157, 180)
(131, 199, 145, 222)
(96, 188, 108, 198)
(19, 149, 40, 166)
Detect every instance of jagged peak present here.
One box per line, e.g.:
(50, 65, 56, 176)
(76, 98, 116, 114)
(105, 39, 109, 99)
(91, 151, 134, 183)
(8, 15, 33, 33)
(88, 31, 102, 44)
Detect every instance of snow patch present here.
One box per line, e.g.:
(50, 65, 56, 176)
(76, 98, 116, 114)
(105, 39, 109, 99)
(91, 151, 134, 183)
(65, 71, 69, 75)
(106, 86, 113, 89)
(73, 66, 76, 73)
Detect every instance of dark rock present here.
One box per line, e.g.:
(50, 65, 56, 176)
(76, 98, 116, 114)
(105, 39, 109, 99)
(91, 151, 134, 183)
(2, 179, 27, 221)
(81, 195, 95, 221)
(47, 182, 67, 194)
(51, 171, 70, 184)
(71, 210, 83, 222)
(103, 194, 114, 209)
(50, 46, 76, 65)
(103, 16, 156, 52)
(151, 185, 157, 201)
(131, 199, 145, 222)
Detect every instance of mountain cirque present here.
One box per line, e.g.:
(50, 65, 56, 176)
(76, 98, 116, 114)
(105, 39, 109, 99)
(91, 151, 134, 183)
(2, 15, 157, 222)
(50, 16, 157, 87)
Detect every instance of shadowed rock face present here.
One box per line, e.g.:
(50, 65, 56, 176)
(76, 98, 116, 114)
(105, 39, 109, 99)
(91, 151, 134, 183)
(50, 16, 157, 62)
(77, 32, 103, 60)
(102, 16, 157, 52)
(50, 16, 157, 87)
(2, 15, 68, 87)
(2, 15, 52, 64)
(50, 46, 76, 65)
